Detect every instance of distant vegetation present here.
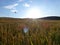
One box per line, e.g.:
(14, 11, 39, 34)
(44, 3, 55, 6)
(0, 18, 60, 45)
(40, 16, 60, 20)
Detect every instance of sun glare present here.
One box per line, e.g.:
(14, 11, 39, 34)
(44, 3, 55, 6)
(25, 7, 42, 18)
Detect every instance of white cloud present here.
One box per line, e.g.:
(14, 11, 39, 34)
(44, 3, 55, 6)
(19, 0, 23, 2)
(4, 3, 18, 13)
(3, 0, 32, 13)
(11, 9, 18, 13)
(30, 0, 33, 3)
(23, 3, 30, 7)
(4, 3, 18, 9)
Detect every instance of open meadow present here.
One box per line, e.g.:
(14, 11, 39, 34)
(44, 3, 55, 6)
(0, 18, 60, 45)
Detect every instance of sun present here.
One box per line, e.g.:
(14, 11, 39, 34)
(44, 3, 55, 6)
(25, 7, 42, 18)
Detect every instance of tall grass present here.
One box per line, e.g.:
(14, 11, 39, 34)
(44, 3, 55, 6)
(0, 20, 60, 45)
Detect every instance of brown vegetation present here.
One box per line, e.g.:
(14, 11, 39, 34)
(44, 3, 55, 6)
(0, 18, 60, 45)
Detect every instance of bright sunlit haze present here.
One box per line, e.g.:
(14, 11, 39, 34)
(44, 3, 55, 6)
(25, 7, 43, 18)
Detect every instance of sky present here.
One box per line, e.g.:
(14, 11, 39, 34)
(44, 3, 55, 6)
(0, 0, 60, 18)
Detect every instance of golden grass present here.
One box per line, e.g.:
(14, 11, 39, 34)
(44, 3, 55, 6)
(0, 18, 60, 45)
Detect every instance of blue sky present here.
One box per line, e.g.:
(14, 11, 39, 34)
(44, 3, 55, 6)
(0, 0, 60, 18)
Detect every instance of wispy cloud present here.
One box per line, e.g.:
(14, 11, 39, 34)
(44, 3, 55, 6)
(4, 3, 18, 9)
(23, 3, 30, 7)
(30, 0, 33, 3)
(3, 0, 32, 12)
(19, 0, 23, 2)
(4, 3, 18, 12)
(19, 0, 32, 2)
(11, 9, 18, 13)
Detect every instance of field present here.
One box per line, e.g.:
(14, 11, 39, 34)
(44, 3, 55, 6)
(0, 18, 60, 45)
